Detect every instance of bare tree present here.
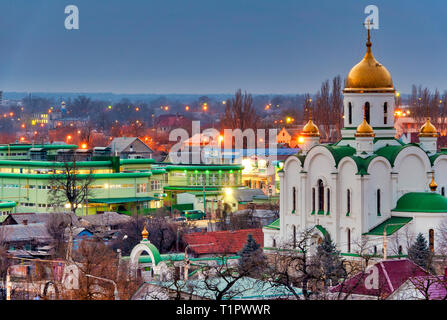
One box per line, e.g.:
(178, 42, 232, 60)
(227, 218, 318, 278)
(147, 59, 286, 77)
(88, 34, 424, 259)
(220, 89, 261, 138)
(48, 157, 95, 260)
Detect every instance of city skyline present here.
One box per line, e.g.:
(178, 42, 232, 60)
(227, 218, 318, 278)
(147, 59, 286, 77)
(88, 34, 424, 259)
(0, 0, 446, 94)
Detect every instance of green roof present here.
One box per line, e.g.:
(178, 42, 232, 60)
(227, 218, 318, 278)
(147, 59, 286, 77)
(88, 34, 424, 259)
(264, 218, 280, 230)
(139, 240, 162, 265)
(0, 201, 16, 209)
(166, 165, 244, 171)
(316, 225, 328, 236)
(89, 197, 160, 204)
(0, 144, 78, 151)
(374, 144, 422, 167)
(120, 159, 155, 165)
(392, 192, 447, 213)
(0, 172, 151, 179)
(0, 160, 112, 168)
(363, 216, 413, 236)
(323, 145, 356, 167)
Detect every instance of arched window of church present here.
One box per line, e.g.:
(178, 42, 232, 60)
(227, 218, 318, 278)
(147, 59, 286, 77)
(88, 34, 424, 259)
(442, 187, 445, 197)
(429, 229, 434, 252)
(365, 102, 371, 124)
(347, 189, 351, 215)
(347, 228, 351, 253)
(312, 188, 316, 213)
(383, 102, 388, 125)
(273, 238, 276, 248)
(398, 245, 403, 255)
(318, 179, 324, 213)
(293, 225, 297, 249)
(327, 189, 331, 213)
(348, 103, 353, 125)
(373, 246, 377, 255)
(292, 187, 296, 212)
(377, 189, 381, 216)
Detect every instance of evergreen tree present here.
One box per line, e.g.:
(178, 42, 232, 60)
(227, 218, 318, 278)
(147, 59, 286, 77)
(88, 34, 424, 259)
(408, 233, 433, 271)
(314, 233, 346, 287)
(237, 234, 265, 277)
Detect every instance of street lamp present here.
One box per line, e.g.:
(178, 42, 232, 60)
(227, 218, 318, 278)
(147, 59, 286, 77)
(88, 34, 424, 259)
(85, 274, 119, 300)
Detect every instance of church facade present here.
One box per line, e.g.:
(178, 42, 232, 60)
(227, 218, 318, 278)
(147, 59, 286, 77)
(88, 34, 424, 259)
(264, 30, 447, 257)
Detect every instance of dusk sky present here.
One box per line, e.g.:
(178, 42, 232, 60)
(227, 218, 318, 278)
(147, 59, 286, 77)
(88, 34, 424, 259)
(0, 0, 445, 94)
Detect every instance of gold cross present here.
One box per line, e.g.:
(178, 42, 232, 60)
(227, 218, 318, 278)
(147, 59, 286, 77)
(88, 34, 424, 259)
(363, 19, 374, 44)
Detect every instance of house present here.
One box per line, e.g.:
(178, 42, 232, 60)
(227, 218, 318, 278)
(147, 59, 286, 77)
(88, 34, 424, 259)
(182, 228, 263, 257)
(276, 127, 303, 148)
(329, 259, 430, 300)
(0, 223, 52, 253)
(2, 212, 82, 227)
(388, 274, 447, 300)
(79, 211, 131, 231)
(108, 137, 154, 159)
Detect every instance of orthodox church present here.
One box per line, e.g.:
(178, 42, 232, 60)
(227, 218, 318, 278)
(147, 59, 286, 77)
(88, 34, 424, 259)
(264, 28, 447, 257)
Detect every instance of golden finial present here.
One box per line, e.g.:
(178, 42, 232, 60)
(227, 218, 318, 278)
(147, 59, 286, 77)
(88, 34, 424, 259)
(429, 173, 438, 192)
(301, 101, 320, 137)
(142, 225, 149, 240)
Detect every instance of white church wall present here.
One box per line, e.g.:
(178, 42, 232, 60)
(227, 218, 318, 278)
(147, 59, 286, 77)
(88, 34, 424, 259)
(433, 156, 447, 195)
(394, 148, 431, 197)
(337, 158, 359, 253)
(366, 158, 393, 231)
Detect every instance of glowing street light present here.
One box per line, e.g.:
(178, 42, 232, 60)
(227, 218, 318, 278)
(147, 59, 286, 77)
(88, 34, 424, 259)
(81, 143, 88, 149)
(298, 136, 305, 144)
(185, 105, 190, 111)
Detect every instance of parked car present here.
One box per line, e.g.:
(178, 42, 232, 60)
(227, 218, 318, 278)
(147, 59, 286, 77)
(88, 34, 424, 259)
(181, 210, 206, 221)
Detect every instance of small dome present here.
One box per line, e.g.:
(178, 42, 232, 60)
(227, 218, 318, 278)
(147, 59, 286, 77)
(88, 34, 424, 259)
(142, 226, 149, 240)
(355, 119, 375, 137)
(344, 38, 394, 93)
(429, 176, 438, 192)
(419, 118, 438, 137)
(301, 119, 320, 137)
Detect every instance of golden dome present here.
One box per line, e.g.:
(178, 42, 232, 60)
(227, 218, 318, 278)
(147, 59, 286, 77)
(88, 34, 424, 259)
(419, 118, 438, 137)
(301, 119, 320, 137)
(429, 176, 438, 192)
(355, 119, 375, 137)
(142, 225, 149, 240)
(344, 37, 394, 93)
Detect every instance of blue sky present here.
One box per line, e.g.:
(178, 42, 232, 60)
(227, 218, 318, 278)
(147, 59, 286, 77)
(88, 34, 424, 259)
(0, 0, 445, 94)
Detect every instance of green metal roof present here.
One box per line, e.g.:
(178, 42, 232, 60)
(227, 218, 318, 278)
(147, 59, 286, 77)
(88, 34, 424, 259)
(264, 218, 280, 230)
(392, 192, 447, 213)
(316, 225, 328, 236)
(120, 159, 156, 165)
(166, 165, 244, 171)
(0, 144, 78, 151)
(0, 172, 151, 179)
(164, 186, 222, 191)
(89, 196, 160, 204)
(374, 143, 422, 167)
(323, 145, 356, 168)
(363, 216, 413, 236)
(0, 160, 113, 168)
(0, 201, 16, 209)
(139, 240, 162, 265)
(430, 150, 447, 165)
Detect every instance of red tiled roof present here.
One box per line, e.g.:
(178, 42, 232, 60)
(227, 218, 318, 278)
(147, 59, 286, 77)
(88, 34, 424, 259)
(330, 259, 429, 299)
(183, 228, 264, 255)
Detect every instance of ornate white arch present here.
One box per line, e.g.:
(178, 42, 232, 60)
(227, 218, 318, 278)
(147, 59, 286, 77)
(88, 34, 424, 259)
(393, 146, 431, 173)
(303, 146, 337, 173)
(130, 241, 161, 269)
